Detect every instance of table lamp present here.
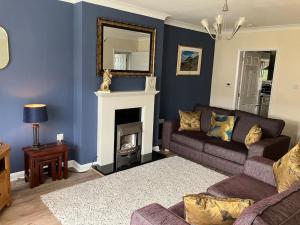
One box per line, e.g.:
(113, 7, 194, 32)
(23, 104, 48, 149)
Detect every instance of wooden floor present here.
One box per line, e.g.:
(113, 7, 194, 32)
(0, 169, 102, 225)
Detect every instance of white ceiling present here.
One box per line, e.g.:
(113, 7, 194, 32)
(121, 0, 300, 29)
(61, 0, 300, 31)
(104, 27, 150, 40)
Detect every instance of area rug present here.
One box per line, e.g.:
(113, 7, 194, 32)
(41, 156, 227, 225)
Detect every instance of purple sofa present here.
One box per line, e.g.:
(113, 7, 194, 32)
(131, 157, 300, 225)
(162, 105, 290, 175)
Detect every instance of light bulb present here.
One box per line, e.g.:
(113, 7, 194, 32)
(237, 17, 246, 26)
(201, 19, 209, 29)
(216, 14, 223, 25)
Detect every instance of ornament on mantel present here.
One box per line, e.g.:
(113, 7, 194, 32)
(145, 73, 156, 92)
(99, 69, 112, 92)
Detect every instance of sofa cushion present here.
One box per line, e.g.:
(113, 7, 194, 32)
(232, 110, 285, 143)
(193, 105, 233, 133)
(273, 143, 300, 193)
(245, 124, 262, 149)
(201, 153, 244, 175)
(170, 142, 202, 162)
(204, 138, 248, 165)
(171, 131, 206, 152)
(207, 174, 277, 202)
(184, 193, 254, 225)
(178, 110, 201, 131)
(234, 183, 300, 225)
(207, 112, 237, 142)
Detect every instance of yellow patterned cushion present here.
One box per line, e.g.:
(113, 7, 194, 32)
(178, 110, 201, 131)
(273, 143, 300, 193)
(184, 194, 254, 225)
(207, 112, 236, 142)
(245, 124, 262, 149)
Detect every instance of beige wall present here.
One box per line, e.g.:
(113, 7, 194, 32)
(210, 28, 300, 144)
(103, 38, 150, 69)
(137, 39, 150, 52)
(103, 38, 138, 69)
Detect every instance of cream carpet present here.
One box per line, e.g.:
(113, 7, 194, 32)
(41, 156, 227, 225)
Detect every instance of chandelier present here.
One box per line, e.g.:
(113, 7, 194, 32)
(200, 0, 246, 40)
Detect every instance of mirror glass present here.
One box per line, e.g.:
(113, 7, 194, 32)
(103, 26, 151, 71)
(97, 18, 156, 76)
(0, 26, 9, 69)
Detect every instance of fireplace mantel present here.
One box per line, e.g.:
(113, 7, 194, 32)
(95, 90, 159, 97)
(95, 90, 159, 171)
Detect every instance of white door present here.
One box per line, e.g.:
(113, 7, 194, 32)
(237, 52, 261, 114)
(114, 54, 127, 70)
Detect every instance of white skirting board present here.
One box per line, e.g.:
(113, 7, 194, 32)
(10, 160, 93, 182)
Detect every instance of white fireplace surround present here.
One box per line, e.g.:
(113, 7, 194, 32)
(95, 90, 159, 167)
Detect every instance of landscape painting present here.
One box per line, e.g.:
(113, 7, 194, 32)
(176, 45, 202, 76)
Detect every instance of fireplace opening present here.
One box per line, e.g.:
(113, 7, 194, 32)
(120, 133, 137, 155)
(115, 108, 142, 171)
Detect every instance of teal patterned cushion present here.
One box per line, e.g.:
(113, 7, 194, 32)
(207, 112, 236, 142)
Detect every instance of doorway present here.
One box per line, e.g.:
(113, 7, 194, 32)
(235, 50, 276, 117)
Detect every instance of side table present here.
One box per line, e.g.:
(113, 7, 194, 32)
(23, 143, 69, 188)
(0, 143, 12, 210)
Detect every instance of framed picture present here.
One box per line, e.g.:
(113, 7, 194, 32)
(176, 45, 202, 76)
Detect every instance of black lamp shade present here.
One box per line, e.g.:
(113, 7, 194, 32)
(23, 104, 48, 123)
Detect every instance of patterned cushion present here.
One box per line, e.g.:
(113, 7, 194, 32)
(184, 194, 254, 225)
(273, 143, 300, 192)
(245, 124, 262, 149)
(207, 112, 236, 142)
(178, 110, 201, 132)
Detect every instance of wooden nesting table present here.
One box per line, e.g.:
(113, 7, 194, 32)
(23, 143, 69, 188)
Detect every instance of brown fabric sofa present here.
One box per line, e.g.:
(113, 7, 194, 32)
(162, 105, 290, 175)
(131, 157, 300, 225)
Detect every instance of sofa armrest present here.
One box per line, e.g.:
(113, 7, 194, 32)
(131, 203, 189, 225)
(162, 120, 180, 150)
(244, 156, 276, 187)
(247, 135, 290, 161)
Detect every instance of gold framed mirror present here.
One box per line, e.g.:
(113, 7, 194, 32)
(0, 26, 9, 69)
(97, 18, 156, 77)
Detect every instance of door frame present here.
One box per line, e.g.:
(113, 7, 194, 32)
(232, 48, 279, 111)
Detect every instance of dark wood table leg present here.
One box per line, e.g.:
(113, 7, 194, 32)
(29, 158, 35, 188)
(48, 162, 52, 177)
(39, 164, 44, 184)
(63, 151, 68, 179)
(58, 156, 62, 180)
(51, 160, 57, 181)
(24, 153, 29, 182)
(32, 159, 40, 188)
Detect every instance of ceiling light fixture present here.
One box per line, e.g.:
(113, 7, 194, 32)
(200, 0, 246, 40)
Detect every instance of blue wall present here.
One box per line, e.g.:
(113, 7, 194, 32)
(0, 1, 215, 173)
(73, 2, 165, 164)
(0, 0, 74, 172)
(160, 25, 215, 120)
